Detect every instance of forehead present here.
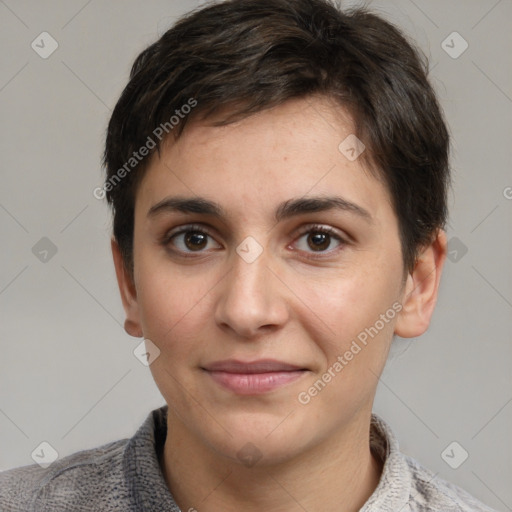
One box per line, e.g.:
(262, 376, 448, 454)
(135, 97, 393, 223)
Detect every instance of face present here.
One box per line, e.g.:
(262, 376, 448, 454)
(115, 96, 440, 465)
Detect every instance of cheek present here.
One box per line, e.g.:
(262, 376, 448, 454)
(293, 283, 398, 412)
(135, 257, 215, 358)
(136, 263, 216, 412)
(291, 263, 400, 344)
(334, 268, 401, 375)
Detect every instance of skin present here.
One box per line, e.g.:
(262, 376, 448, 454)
(112, 96, 447, 512)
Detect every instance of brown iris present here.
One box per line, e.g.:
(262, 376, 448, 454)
(307, 232, 330, 251)
(185, 231, 208, 251)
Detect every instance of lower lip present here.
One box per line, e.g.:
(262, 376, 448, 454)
(206, 370, 305, 395)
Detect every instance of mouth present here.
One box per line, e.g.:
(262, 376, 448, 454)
(201, 359, 308, 395)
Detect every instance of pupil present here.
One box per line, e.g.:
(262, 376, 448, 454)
(185, 232, 207, 250)
(308, 232, 330, 251)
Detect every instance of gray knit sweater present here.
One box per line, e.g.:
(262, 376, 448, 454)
(0, 406, 497, 511)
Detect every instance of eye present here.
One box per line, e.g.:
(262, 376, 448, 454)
(293, 225, 346, 255)
(164, 225, 221, 254)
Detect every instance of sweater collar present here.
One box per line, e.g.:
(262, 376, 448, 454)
(361, 414, 412, 511)
(123, 405, 410, 511)
(123, 406, 180, 511)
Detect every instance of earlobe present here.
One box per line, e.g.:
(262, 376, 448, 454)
(394, 230, 447, 338)
(111, 238, 143, 338)
(124, 319, 143, 338)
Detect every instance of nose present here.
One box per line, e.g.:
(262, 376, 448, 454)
(214, 246, 290, 339)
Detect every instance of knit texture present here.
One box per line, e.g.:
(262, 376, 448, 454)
(0, 406, 497, 511)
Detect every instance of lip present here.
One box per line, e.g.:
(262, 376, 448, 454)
(202, 359, 308, 395)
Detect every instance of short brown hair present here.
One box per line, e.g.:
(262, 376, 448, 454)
(103, 0, 450, 275)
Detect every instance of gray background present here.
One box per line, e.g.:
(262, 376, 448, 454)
(0, 0, 511, 510)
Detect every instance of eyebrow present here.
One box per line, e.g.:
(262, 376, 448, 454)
(147, 195, 373, 223)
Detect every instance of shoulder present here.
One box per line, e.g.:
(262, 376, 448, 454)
(368, 414, 498, 512)
(0, 438, 129, 512)
(404, 454, 498, 512)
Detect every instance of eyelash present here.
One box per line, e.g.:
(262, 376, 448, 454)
(161, 223, 348, 260)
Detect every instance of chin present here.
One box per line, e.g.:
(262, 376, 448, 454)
(203, 410, 316, 467)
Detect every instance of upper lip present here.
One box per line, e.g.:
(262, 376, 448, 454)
(202, 359, 306, 374)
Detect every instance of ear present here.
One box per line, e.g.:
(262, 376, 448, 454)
(394, 229, 447, 338)
(111, 238, 143, 338)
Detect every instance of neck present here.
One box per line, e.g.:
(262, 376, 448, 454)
(161, 411, 383, 512)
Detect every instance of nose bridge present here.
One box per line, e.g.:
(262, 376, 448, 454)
(214, 244, 288, 337)
(231, 253, 266, 295)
